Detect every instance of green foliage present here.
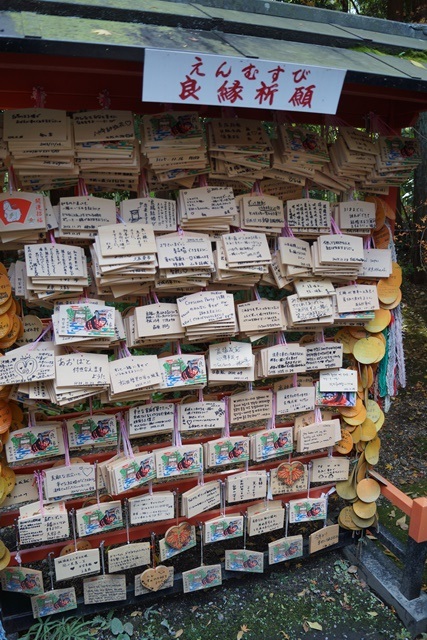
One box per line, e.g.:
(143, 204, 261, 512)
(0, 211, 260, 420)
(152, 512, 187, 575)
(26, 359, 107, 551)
(20, 614, 112, 640)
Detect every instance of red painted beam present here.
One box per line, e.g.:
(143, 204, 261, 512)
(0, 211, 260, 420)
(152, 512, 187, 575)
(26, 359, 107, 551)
(8, 482, 334, 565)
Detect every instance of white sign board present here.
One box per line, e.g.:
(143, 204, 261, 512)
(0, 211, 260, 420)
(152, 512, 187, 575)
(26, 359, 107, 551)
(142, 49, 346, 114)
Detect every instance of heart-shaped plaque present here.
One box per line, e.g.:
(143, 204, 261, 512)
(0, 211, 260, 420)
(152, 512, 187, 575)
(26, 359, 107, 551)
(164, 522, 192, 550)
(140, 566, 169, 592)
(277, 461, 305, 487)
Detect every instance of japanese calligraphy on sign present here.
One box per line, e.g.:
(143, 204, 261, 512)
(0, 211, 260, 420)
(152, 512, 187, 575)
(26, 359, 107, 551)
(143, 50, 346, 114)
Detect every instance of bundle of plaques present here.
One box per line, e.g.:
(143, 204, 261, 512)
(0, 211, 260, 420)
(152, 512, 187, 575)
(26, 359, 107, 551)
(278, 236, 313, 281)
(220, 230, 271, 274)
(376, 261, 402, 309)
(256, 341, 307, 379)
(333, 283, 380, 327)
(0, 268, 24, 351)
(263, 138, 307, 187)
(108, 353, 162, 402)
(333, 200, 376, 236)
(50, 348, 111, 406)
(235, 193, 285, 235)
(57, 195, 117, 242)
(155, 230, 214, 291)
(0, 191, 48, 249)
(276, 125, 329, 183)
(286, 198, 331, 236)
(283, 291, 335, 330)
(328, 127, 377, 192)
(3, 108, 78, 191)
(100, 449, 156, 495)
(52, 299, 124, 352)
(176, 290, 238, 342)
(237, 297, 286, 341)
(311, 233, 364, 280)
(90, 222, 157, 299)
(212, 242, 267, 287)
(362, 135, 421, 191)
(141, 111, 208, 187)
(207, 118, 273, 181)
(73, 110, 140, 192)
(133, 301, 185, 346)
(207, 340, 255, 385)
(119, 196, 177, 232)
(24, 242, 89, 302)
(178, 185, 237, 233)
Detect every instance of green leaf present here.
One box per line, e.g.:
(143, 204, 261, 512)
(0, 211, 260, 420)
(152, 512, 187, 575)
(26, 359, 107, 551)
(110, 618, 124, 635)
(123, 622, 134, 636)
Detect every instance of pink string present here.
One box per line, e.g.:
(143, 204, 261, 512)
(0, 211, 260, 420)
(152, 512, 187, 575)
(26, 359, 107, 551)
(330, 218, 343, 235)
(172, 404, 182, 447)
(119, 341, 132, 358)
(198, 388, 204, 403)
(33, 471, 45, 515)
(138, 169, 149, 198)
(98, 89, 111, 110)
(48, 230, 56, 244)
(293, 373, 298, 388)
(251, 180, 262, 195)
(222, 397, 230, 438)
(364, 235, 373, 249)
(31, 86, 46, 108)
(61, 420, 71, 467)
(198, 469, 204, 486)
(281, 223, 295, 238)
(8, 165, 17, 194)
(28, 322, 52, 351)
(324, 114, 351, 128)
(199, 174, 208, 188)
(151, 290, 160, 304)
(314, 407, 322, 423)
(253, 287, 261, 302)
(268, 393, 276, 431)
(368, 112, 396, 136)
(120, 414, 134, 459)
(176, 340, 182, 356)
(77, 178, 89, 197)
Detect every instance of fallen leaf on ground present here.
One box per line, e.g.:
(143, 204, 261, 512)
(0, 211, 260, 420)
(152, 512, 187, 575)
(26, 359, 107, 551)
(388, 509, 396, 518)
(347, 565, 358, 574)
(367, 611, 378, 617)
(280, 633, 290, 639)
(91, 29, 112, 35)
(307, 621, 323, 631)
(175, 630, 184, 638)
(191, 606, 198, 612)
(396, 515, 409, 530)
(130, 611, 142, 617)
